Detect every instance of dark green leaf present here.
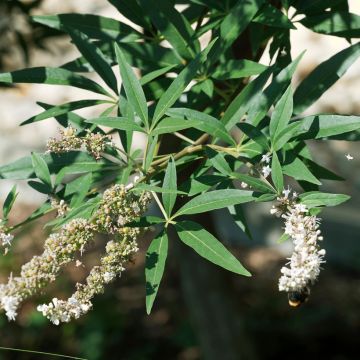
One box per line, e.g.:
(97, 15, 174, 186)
(301, 12, 360, 38)
(212, 59, 267, 80)
(162, 158, 177, 216)
(237, 122, 269, 150)
(253, 3, 295, 29)
(2, 185, 18, 219)
(139, 0, 199, 59)
(21, 99, 110, 126)
(271, 152, 283, 192)
(115, 44, 148, 128)
(270, 85, 293, 142)
(174, 189, 255, 217)
(231, 173, 275, 193)
(294, 43, 360, 114)
(282, 156, 321, 185)
(299, 192, 350, 207)
(151, 117, 200, 136)
(228, 204, 252, 240)
(175, 220, 251, 276)
(32, 14, 140, 42)
(0, 67, 111, 96)
(146, 230, 168, 314)
(166, 108, 235, 145)
(67, 29, 118, 93)
(206, 148, 232, 175)
(86, 117, 145, 132)
(31, 153, 52, 188)
(152, 39, 216, 124)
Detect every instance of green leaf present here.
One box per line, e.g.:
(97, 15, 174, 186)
(32, 14, 140, 42)
(31, 153, 52, 188)
(132, 183, 185, 195)
(108, 0, 151, 29)
(67, 29, 118, 93)
(292, 115, 360, 139)
(231, 173, 275, 193)
(162, 158, 177, 216)
(270, 85, 293, 142)
(140, 65, 177, 86)
(301, 12, 360, 38)
(253, 3, 295, 29)
(221, 66, 273, 130)
(282, 156, 322, 185)
(2, 185, 18, 219)
(175, 221, 251, 276)
(144, 135, 158, 172)
(174, 189, 255, 217)
(212, 59, 268, 80)
(166, 108, 235, 145)
(0, 67, 111, 96)
(65, 173, 93, 208)
(299, 192, 350, 208)
(138, 0, 199, 60)
(114, 44, 148, 128)
(152, 39, 216, 124)
(145, 229, 168, 314)
(237, 122, 269, 150)
(180, 174, 227, 196)
(206, 148, 232, 175)
(21, 99, 110, 126)
(248, 52, 304, 126)
(272, 121, 301, 151)
(151, 117, 200, 136)
(219, 0, 264, 52)
(85, 117, 145, 132)
(228, 204, 252, 240)
(294, 43, 360, 114)
(0, 152, 115, 180)
(271, 152, 283, 192)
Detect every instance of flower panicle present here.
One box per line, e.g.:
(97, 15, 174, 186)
(271, 188, 326, 298)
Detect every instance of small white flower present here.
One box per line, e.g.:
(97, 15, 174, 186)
(345, 154, 353, 160)
(261, 165, 271, 178)
(261, 153, 271, 164)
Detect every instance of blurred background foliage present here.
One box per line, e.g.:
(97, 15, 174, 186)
(0, 0, 360, 359)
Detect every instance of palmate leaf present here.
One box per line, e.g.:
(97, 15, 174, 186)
(67, 29, 118, 94)
(138, 0, 200, 60)
(174, 189, 255, 217)
(152, 39, 217, 125)
(175, 221, 251, 276)
(145, 229, 168, 314)
(21, 99, 111, 126)
(32, 14, 141, 42)
(293, 43, 360, 114)
(0, 67, 111, 97)
(115, 44, 149, 129)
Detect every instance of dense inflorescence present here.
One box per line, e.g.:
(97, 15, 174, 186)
(271, 189, 326, 295)
(46, 126, 113, 160)
(0, 223, 13, 252)
(0, 184, 151, 323)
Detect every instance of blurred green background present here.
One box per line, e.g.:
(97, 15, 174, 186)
(0, 1, 360, 359)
